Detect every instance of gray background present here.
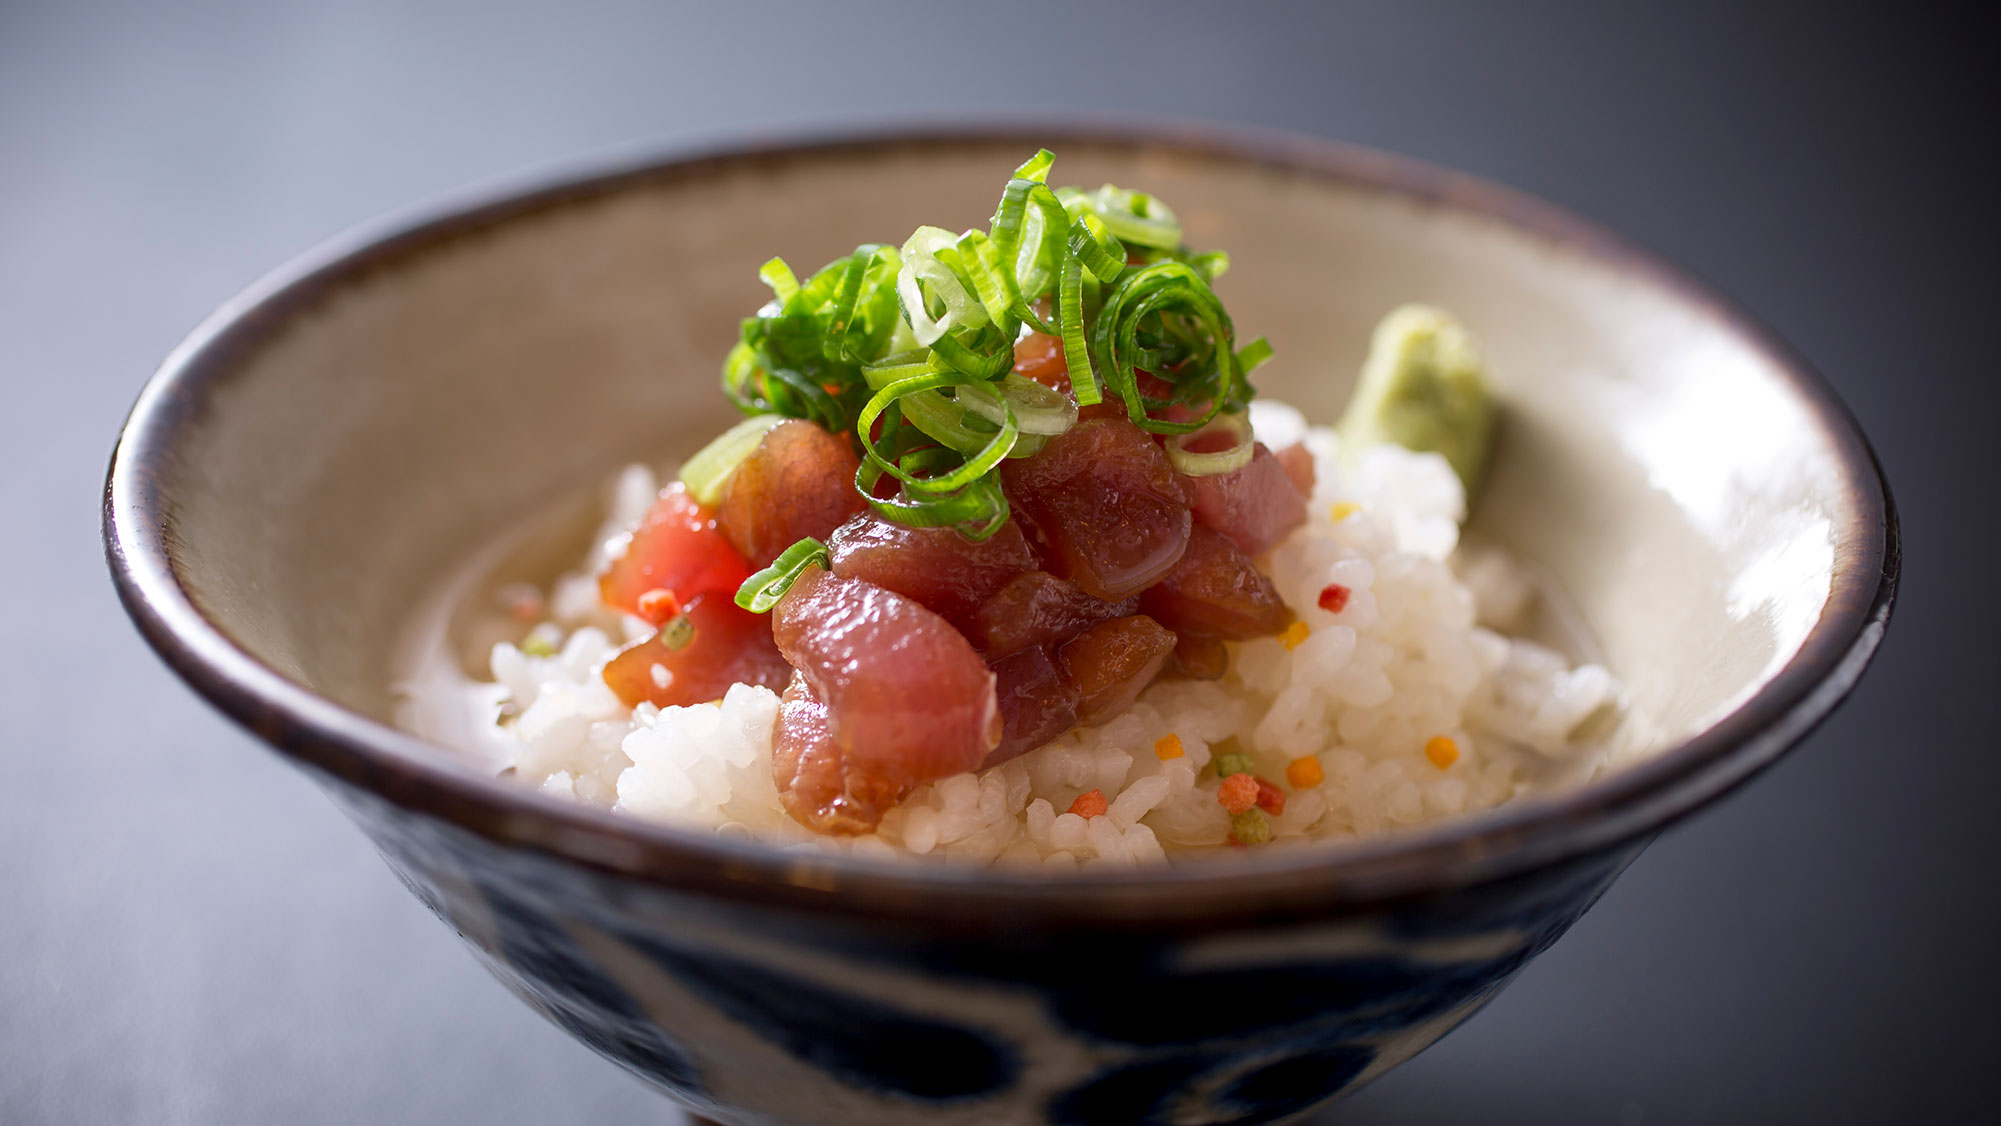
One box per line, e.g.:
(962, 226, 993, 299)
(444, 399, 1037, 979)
(3, 2, 1989, 1123)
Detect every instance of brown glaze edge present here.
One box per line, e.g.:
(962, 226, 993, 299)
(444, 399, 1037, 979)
(102, 116, 1899, 930)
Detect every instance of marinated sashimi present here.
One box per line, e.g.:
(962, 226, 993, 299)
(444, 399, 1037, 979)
(1000, 417, 1193, 601)
(961, 570, 1137, 660)
(771, 566, 1000, 784)
(717, 419, 866, 567)
(1056, 614, 1178, 726)
(1137, 525, 1293, 640)
(601, 594, 791, 708)
(1167, 632, 1230, 681)
(1011, 330, 1069, 393)
(1274, 442, 1316, 498)
(985, 645, 1080, 768)
(827, 514, 1037, 627)
(1183, 443, 1311, 557)
(597, 484, 752, 616)
(772, 673, 911, 835)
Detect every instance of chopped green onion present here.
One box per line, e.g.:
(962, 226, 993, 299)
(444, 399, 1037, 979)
(656, 612, 696, 651)
(959, 373, 1077, 437)
(1061, 184, 1182, 249)
(759, 257, 800, 303)
(1092, 260, 1242, 435)
(858, 373, 1018, 494)
(735, 537, 831, 613)
(1058, 257, 1102, 405)
(1013, 148, 1055, 183)
(679, 414, 787, 505)
(714, 149, 1269, 540)
(856, 460, 1012, 538)
(1235, 336, 1274, 378)
(899, 226, 987, 346)
(1165, 411, 1255, 477)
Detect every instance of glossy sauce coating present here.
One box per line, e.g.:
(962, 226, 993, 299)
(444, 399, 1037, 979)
(772, 673, 911, 835)
(1183, 443, 1311, 558)
(1138, 524, 1293, 640)
(999, 417, 1192, 601)
(828, 513, 1038, 628)
(717, 419, 867, 566)
(772, 566, 1000, 780)
(960, 570, 1137, 660)
(597, 484, 751, 616)
(1057, 614, 1178, 726)
(602, 594, 791, 709)
(985, 645, 1080, 769)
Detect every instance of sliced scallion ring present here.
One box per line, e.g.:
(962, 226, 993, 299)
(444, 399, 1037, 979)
(679, 414, 788, 505)
(1165, 411, 1255, 477)
(959, 373, 1077, 437)
(735, 537, 832, 613)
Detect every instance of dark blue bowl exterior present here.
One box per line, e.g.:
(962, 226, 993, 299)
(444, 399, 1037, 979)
(340, 775, 1636, 1124)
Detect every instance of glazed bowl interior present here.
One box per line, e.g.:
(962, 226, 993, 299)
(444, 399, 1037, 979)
(125, 131, 1885, 876)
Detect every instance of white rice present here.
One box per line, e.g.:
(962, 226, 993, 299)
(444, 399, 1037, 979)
(403, 403, 1624, 866)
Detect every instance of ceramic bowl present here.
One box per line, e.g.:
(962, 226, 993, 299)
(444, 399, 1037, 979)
(104, 122, 1896, 1125)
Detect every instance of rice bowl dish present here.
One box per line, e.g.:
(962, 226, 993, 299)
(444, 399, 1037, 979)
(405, 428, 1624, 867)
(396, 150, 1633, 865)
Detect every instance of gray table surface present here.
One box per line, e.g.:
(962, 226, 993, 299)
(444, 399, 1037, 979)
(4, 2, 1991, 1123)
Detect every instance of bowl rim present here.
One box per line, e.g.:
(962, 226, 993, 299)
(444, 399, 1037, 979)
(103, 116, 1899, 925)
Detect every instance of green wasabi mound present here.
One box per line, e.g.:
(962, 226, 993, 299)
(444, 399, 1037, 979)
(1336, 304, 1495, 497)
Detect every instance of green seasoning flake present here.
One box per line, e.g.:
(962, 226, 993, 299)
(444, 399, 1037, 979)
(1212, 750, 1256, 778)
(1336, 305, 1495, 497)
(1229, 808, 1272, 846)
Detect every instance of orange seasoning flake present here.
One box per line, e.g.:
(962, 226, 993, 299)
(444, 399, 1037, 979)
(1068, 789, 1109, 819)
(1424, 735, 1461, 769)
(1316, 583, 1351, 613)
(636, 587, 684, 626)
(1279, 621, 1311, 650)
(1216, 772, 1260, 815)
(1286, 756, 1324, 789)
(1153, 733, 1186, 760)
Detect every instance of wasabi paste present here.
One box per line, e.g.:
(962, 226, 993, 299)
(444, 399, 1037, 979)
(1336, 304, 1495, 495)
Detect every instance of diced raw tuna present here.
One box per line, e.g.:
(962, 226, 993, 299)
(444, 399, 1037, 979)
(1057, 614, 1177, 726)
(772, 673, 911, 835)
(772, 566, 1000, 780)
(1183, 442, 1309, 558)
(717, 419, 867, 566)
(960, 570, 1138, 660)
(984, 645, 1080, 768)
(1000, 417, 1192, 601)
(597, 483, 752, 616)
(1138, 524, 1293, 640)
(1012, 330, 1070, 394)
(827, 513, 1037, 627)
(1273, 442, 1316, 498)
(1075, 371, 1207, 425)
(1168, 632, 1230, 680)
(602, 594, 791, 708)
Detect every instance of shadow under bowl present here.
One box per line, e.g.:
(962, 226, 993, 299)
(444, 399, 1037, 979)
(105, 121, 1896, 1125)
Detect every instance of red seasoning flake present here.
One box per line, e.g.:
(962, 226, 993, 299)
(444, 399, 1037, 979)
(1317, 583, 1352, 613)
(636, 587, 684, 626)
(1068, 789, 1109, 819)
(1217, 772, 1259, 815)
(1253, 776, 1286, 817)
